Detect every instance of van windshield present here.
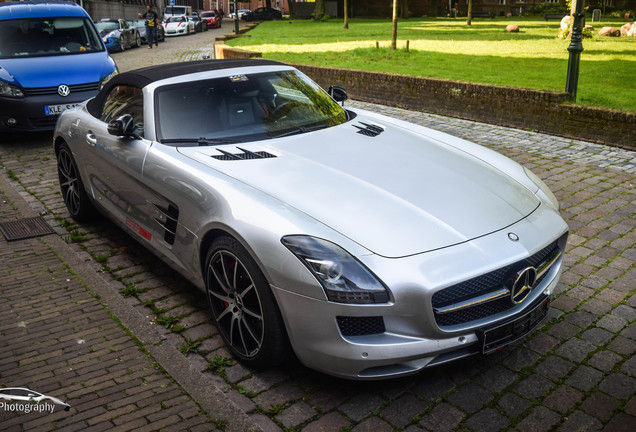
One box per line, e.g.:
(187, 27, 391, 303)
(0, 17, 103, 59)
(165, 6, 188, 15)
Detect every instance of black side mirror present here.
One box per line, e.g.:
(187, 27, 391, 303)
(107, 114, 135, 137)
(328, 86, 347, 105)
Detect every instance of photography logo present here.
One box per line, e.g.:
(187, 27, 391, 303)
(0, 388, 70, 414)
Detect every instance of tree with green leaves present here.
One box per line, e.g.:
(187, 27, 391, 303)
(467, 0, 473, 26)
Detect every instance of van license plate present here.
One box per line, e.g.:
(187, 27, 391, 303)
(45, 103, 79, 116)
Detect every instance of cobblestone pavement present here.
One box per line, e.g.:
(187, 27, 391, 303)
(1, 29, 635, 431)
(0, 174, 243, 431)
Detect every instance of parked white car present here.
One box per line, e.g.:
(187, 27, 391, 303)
(163, 15, 194, 36)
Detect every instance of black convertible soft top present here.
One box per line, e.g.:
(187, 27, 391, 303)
(86, 59, 286, 117)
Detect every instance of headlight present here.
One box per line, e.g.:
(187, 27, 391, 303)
(0, 81, 24, 98)
(99, 69, 118, 90)
(282, 235, 389, 304)
(524, 167, 560, 211)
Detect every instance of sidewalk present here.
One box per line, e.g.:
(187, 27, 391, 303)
(0, 173, 260, 431)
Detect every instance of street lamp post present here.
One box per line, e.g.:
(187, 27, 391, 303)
(234, 0, 239, 35)
(565, 1, 585, 101)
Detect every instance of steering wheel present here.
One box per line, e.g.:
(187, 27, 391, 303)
(270, 101, 300, 119)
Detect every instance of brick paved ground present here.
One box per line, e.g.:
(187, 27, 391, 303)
(0, 29, 635, 431)
(0, 175, 226, 431)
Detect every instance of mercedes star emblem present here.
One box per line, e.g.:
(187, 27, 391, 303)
(511, 267, 537, 304)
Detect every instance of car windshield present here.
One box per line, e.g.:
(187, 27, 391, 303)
(156, 70, 348, 143)
(0, 17, 103, 58)
(127, 20, 145, 28)
(200, 12, 215, 17)
(167, 16, 186, 23)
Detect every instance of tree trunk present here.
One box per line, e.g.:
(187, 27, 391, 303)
(315, 0, 325, 19)
(288, 0, 295, 19)
(344, 0, 349, 28)
(467, 0, 473, 25)
(400, 0, 409, 19)
(391, 0, 398, 50)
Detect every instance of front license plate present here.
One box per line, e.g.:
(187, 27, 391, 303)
(45, 103, 79, 116)
(480, 297, 549, 354)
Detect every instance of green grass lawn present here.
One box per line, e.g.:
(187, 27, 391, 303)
(227, 17, 636, 111)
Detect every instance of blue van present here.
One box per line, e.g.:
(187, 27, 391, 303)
(0, 1, 118, 132)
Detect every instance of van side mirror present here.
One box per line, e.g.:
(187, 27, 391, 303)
(328, 86, 347, 105)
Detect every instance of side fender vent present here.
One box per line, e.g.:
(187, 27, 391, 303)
(212, 147, 276, 161)
(353, 122, 384, 137)
(153, 203, 179, 245)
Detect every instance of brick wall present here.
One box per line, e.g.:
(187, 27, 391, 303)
(214, 43, 636, 150)
(295, 65, 636, 151)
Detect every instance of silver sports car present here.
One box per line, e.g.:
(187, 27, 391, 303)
(53, 59, 569, 380)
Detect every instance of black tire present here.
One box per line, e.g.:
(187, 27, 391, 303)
(135, 32, 141, 48)
(205, 236, 288, 369)
(119, 35, 126, 51)
(57, 142, 96, 222)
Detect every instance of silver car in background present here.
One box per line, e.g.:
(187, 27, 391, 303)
(53, 59, 568, 379)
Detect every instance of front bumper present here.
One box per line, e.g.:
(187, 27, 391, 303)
(270, 205, 568, 380)
(103, 37, 121, 52)
(165, 28, 187, 36)
(272, 269, 560, 380)
(0, 88, 98, 132)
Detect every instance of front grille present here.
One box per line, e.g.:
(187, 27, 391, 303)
(337, 316, 385, 336)
(23, 82, 100, 97)
(432, 236, 564, 328)
(29, 116, 59, 128)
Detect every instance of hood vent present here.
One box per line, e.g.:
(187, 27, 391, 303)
(353, 122, 384, 137)
(212, 147, 276, 161)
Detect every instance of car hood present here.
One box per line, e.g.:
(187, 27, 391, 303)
(177, 116, 540, 258)
(0, 53, 111, 88)
(98, 29, 118, 38)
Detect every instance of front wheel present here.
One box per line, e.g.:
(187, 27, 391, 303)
(135, 32, 141, 48)
(57, 142, 96, 222)
(205, 236, 288, 369)
(119, 35, 126, 51)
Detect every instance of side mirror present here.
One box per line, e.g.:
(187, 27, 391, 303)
(107, 114, 135, 137)
(328, 86, 347, 104)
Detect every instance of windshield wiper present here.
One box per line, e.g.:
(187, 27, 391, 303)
(160, 137, 241, 146)
(274, 124, 329, 138)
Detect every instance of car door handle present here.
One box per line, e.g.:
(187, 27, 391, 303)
(86, 132, 97, 147)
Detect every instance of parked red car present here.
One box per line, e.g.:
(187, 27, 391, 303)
(199, 10, 221, 28)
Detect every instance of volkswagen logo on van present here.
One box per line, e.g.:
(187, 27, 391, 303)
(58, 85, 71, 97)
